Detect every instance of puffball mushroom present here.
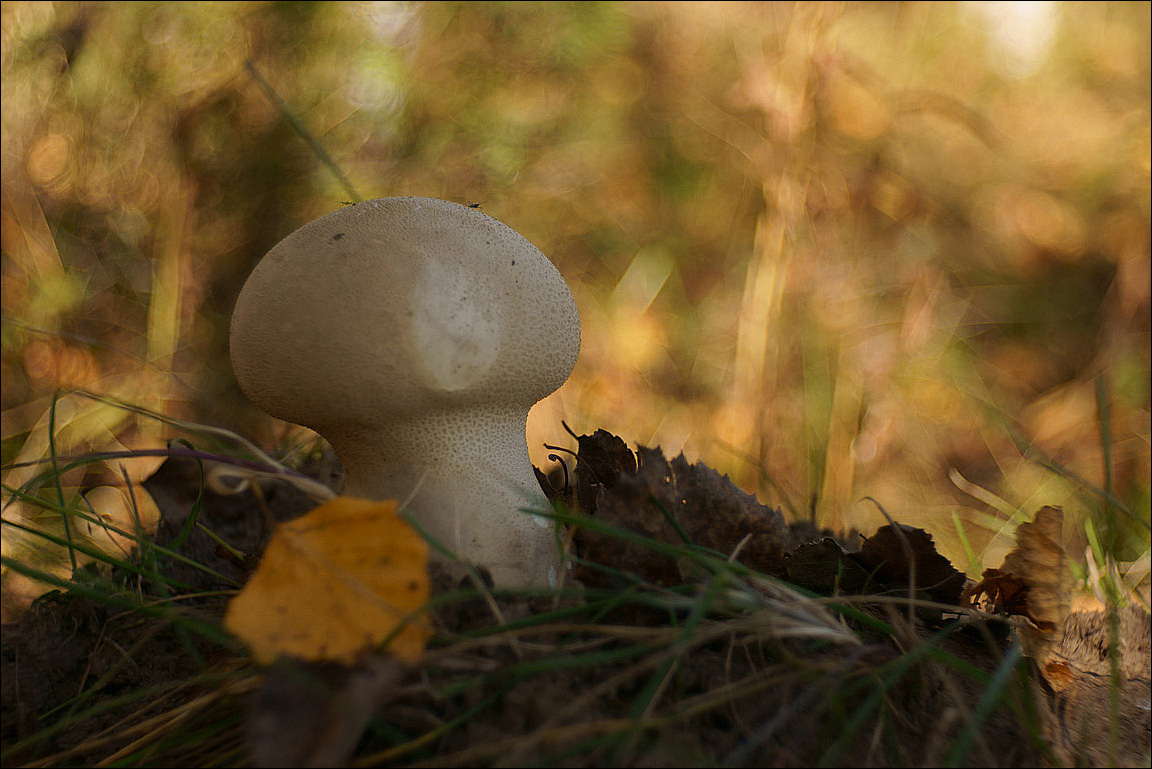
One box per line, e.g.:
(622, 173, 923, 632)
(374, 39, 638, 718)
(229, 197, 580, 587)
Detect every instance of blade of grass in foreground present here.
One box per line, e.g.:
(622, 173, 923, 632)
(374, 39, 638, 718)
(942, 643, 1023, 767)
(817, 620, 969, 766)
(1095, 374, 1118, 555)
(0, 557, 237, 647)
(2, 516, 193, 591)
(46, 392, 78, 573)
(2, 489, 236, 586)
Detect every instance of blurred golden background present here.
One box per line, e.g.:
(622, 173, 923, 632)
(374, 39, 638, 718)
(2, 2, 1149, 613)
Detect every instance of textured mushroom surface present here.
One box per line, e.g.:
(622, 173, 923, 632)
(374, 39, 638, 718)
(230, 197, 581, 586)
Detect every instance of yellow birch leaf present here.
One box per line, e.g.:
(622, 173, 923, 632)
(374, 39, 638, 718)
(224, 497, 430, 665)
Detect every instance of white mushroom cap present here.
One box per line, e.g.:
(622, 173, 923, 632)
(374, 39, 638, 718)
(229, 197, 580, 587)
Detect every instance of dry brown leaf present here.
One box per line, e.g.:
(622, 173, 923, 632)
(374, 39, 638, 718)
(854, 524, 968, 605)
(571, 428, 638, 515)
(964, 505, 1071, 667)
(668, 452, 789, 577)
(572, 438, 789, 589)
(787, 538, 873, 596)
(224, 497, 430, 665)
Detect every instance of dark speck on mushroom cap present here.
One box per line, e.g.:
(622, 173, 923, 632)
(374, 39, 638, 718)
(229, 197, 581, 433)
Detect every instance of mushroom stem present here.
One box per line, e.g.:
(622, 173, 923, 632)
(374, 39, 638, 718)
(331, 406, 562, 588)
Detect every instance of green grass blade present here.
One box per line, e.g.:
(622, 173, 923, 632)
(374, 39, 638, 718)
(244, 60, 362, 204)
(942, 643, 1023, 767)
